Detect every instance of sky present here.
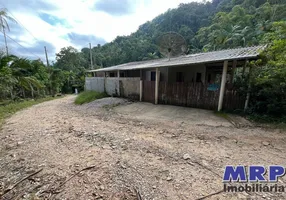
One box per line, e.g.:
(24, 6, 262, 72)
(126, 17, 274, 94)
(0, 0, 203, 62)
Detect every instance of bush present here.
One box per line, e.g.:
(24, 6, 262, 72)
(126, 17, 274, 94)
(239, 22, 286, 122)
(74, 91, 108, 105)
(247, 113, 286, 124)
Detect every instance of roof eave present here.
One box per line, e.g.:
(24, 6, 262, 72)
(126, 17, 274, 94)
(88, 55, 260, 72)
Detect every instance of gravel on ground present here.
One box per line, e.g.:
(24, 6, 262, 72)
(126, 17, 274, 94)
(0, 95, 285, 200)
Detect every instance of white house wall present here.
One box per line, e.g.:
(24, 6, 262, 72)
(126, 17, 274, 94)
(120, 78, 140, 97)
(85, 77, 105, 93)
(85, 77, 140, 97)
(144, 70, 152, 81)
(105, 78, 119, 96)
(144, 67, 168, 81)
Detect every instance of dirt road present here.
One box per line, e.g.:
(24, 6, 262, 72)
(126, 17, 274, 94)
(0, 95, 285, 200)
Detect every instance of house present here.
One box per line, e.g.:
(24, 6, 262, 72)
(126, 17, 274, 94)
(85, 46, 265, 111)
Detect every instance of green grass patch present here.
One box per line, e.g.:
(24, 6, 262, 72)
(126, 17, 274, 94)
(214, 111, 231, 121)
(0, 96, 61, 126)
(214, 111, 239, 127)
(74, 91, 108, 105)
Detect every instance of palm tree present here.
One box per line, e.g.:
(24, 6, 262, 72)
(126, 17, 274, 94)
(0, 8, 17, 56)
(142, 52, 159, 61)
(10, 57, 43, 98)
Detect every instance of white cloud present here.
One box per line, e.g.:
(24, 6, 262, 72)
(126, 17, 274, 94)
(0, 0, 203, 61)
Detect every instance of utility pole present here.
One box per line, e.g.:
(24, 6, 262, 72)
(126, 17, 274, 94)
(44, 46, 49, 67)
(44, 46, 52, 95)
(89, 43, 93, 69)
(1, 19, 9, 56)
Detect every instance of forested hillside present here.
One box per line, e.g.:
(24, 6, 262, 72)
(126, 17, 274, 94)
(73, 0, 286, 68)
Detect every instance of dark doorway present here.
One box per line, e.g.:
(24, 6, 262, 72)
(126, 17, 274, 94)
(196, 73, 202, 82)
(151, 71, 156, 81)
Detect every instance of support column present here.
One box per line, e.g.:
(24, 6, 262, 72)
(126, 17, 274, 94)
(117, 70, 120, 96)
(155, 68, 160, 104)
(218, 60, 228, 111)
(140, 69, 143, 102)
(104, 72, 106, 93)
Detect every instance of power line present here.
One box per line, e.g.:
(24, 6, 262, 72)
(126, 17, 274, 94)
(0, 30, 43, 60)
(0, 2, 41, 43)
(0, 3, 53, 62)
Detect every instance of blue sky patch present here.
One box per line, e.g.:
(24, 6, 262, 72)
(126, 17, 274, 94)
(39, 13, 70, 27)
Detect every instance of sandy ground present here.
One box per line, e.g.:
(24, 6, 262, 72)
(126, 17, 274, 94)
(0, 95, 286, 200)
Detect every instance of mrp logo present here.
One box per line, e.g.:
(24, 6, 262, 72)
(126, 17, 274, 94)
(223, 166, 285, 182)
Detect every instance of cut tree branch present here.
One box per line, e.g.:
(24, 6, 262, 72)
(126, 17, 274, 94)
(1, 168, 43, 197)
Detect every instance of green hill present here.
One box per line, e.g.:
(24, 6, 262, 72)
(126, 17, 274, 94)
(78, 0, 286, 68)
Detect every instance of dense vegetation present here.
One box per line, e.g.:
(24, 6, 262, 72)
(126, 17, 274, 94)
(0, 54, 82, 99)
(248, 21, 286, 121)
(0, 0, 285, 120)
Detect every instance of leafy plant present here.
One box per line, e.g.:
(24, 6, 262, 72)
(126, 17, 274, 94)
(246, 21, 286, 120)
(74, 91, 108, 105)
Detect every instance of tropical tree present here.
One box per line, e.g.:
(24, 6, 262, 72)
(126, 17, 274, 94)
(55, 46, 85, 72)
(142, 52, 159, 61)
(9, 57, 44, 98)
(0, 55, 16, 99)
(246, 21, 286, 118)
(0, 8, 17, 55)
(0, 53, 69, 100)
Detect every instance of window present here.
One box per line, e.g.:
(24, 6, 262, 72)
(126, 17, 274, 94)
(176, 72, 184, 82)
(109, 72, 115, 77)
(196, 73, 202, 82)
(120, 72, 125, 77)
(151, 71, 156, 81)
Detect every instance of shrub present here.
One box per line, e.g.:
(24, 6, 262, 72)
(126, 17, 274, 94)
(238, 22, 286, 122)
(74, 91, 108, 105)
